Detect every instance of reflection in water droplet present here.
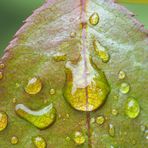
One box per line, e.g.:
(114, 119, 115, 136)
(25, 77, 42, 95)
(70, 32, 76, 38)
(64, 55, 110, 111)
(33, 136, 46, 148)
(112, 109, 118, 116)
(93, 40, 110, 63)
(11, 136, 18, 145)
(118, 71, 126, 80)
(0, 111, 8, 131)
(109, 124, 115, 137)
(53, 53, 67, 62)
(50, 88, 56, 95)
(73, 131, 85, 145)
(15, 103, 56, 129)
(66, 136, 71, 141)
(89, 12, 99, 26)
(0, 72, 3, 80)
(0, 63, 5, 69)
(96, 116, 105, 125)
(119, 82, 130, 94)
(125, 97, 140, 119)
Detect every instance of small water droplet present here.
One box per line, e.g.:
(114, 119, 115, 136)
(93, 40, 110, 63)
(50, 88, 56, 95)
(90, 117, 95, 124)
(66, 113, 70, 118)
(96, 116, 105, 125)
(25, 77, 42, 95)
(15, 103, 56, 129)
(11, 136, 18, 145)
(109, 124, 115, 137)
(118, 71, 126, 80)
(144, 130, 148, 140)
(73, 131, 85, 145)
(119, 82, 130, 94)
(66, 136, 71, 141)
(32, 136, 46, 148)
(112, 109, 118, 116)
(12, 98, 17, 104)
(132, 139, 136, 145)
(0, 63, 5, 69)
(89, 12, 99, 26)
(0, 111, 8, 131)
(140, 125, 145, 132)
(125, 97, 140, 119)
(53, 53, 67, 62)
(70, 32, 76, 38)
(0, 72, 3, 80)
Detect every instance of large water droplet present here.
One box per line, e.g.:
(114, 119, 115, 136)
(96, 116, 105, 125)
(0, 111, 8, 131)
(11, 136, 19, 145)
(64, 55, 110, 111)
(32, 136, 46, 148)
(118, 70, 126, 80)
(119, 82, 130, 94)
(109, 124, 115, 137)
(73, 131, 85, 145)
(93, 40, 110, 63)
(89, 12, 99, 26)
(0, 72, 3, 80)
(15, 103, 56, 129)
(125, 97, 140, 118)
(25, 77, 42, 95)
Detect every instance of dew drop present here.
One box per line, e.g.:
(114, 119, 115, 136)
(109, 124, 115, 137)
(66, 136, 71, 141)
(25, 77, 42, 95)
(90, 117, 95, 124)
(140, 125, 145, 132)
(96, 116, 105, 125)
(12, 98, 17, 104)
(50, 88, 56, 95)
(112, 109, 118, 116)
(0, 111, 8, 131)
(118, 71, 126, 80)
(93, 40, 110, 63)
(119, 82, 130, 94)
(125, 97, 140, 119)
(70, 32, 76, 38)
(73, 131, 85, 145)
(0, 72, 3, 80)
(89, 12, 99, 26)
(144, 130, 148, 140)
(32, 136, 46, 148)
(64, 56, 110, 112)
(0, 63, 5, 69)
(15, 103, 56, 129)
(11, 136, 18, 145)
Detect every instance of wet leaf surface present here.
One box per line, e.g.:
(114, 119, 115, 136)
(0, 0, 148, 147)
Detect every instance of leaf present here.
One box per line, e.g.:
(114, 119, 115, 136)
(0, 0, 148, 147)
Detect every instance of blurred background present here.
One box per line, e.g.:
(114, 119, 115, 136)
(0, 0, 148, 56)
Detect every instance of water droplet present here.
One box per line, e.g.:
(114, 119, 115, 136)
(25, 77, 42, 95)
(53, 53, 67, 62)
(70, 32, 76, 38)
(144, 130, 148, 140)
(112, 109, 118, 116)
(109, 124, 115, 137)
(66, 113, 70, 118)
(32, 136, 46, 148)
(15, 103, 56, 129)
(73, 131, 85, 145)
(11, 136, 18, 145)
(66, 136, 71, 141)
(140, 125, 145, 132)
(125, 97, 140, 119)
(93, 40, 110, 63)
(90, 117, 95, 124)
(96, 116, 105, 125)
(0, 63, 5, 69)
(0, 111, 8, 131)
(89, 12, 99, 26)
(0, 72, 3, 80)
(118, 71, 126, 80)
(50, 88, 56, 95)
(12, 98, 17, 104)
(132, 139, 136, 145)
(119, 82, 130, 94)
(64, 56, 110, 112)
